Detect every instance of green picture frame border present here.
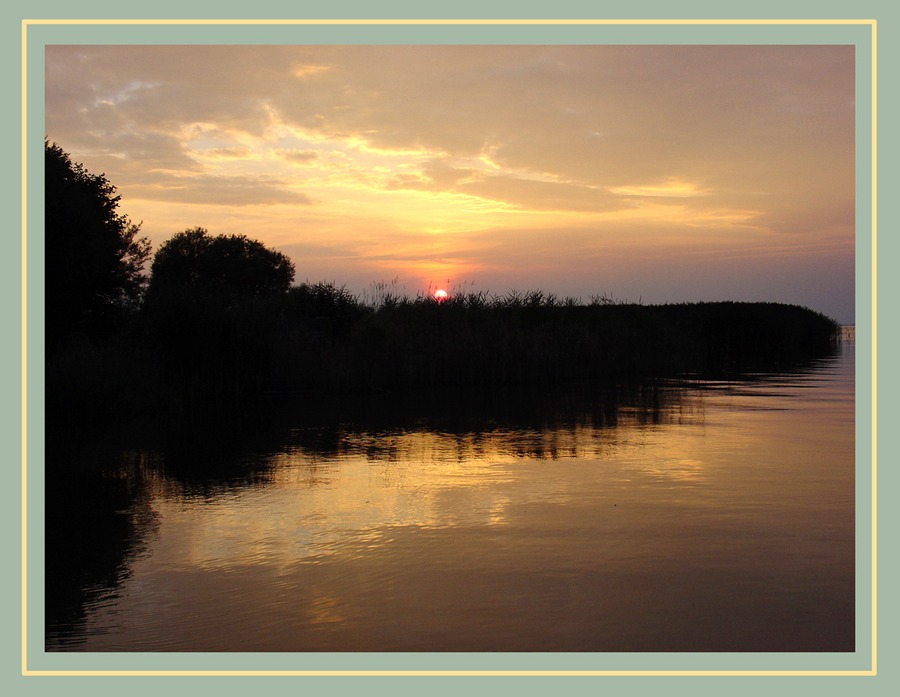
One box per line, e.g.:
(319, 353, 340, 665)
(5, 2, 891, 693)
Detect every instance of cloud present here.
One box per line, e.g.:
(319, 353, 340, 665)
(198, 147, 254, 160)
(46, 45, 854, 204)
(608, 179, 709, 198)
(130, 172, 314, 207)
(384, 158, 476, 192)
(279, 149, 320, 165)
(382, 156, 623, 213)
(457, 175, 618, 213)
(291, 63, 331, 79)
(43, 44, 856, 321)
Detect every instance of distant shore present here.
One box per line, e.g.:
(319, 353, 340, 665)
(46, 286, 842, 424)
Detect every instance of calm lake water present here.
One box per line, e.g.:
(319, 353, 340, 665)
(46, 341, 855, 652)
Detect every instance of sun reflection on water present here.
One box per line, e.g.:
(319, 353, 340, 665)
(51, 345, 855, 651)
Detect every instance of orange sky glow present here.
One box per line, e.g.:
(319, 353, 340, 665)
(44, 44, 855, 322)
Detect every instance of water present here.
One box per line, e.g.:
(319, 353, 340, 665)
(45, 342, 855, 652)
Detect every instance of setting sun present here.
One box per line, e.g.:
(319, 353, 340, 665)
(43, 43, 855, 323)
(37, 24, 862, 658)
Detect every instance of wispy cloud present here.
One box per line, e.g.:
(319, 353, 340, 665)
(44, 43, 856, 321)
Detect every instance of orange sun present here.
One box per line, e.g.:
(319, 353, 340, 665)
(434, 289, 448, 301)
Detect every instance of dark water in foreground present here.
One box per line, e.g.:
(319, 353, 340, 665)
(46, 343, 855, 652)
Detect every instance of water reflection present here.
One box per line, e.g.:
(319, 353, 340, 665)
(44, 447, 159, 649)
(45, 345, 854, 652)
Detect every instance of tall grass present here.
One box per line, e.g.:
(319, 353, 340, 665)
(45, 281, 842, 422)
(261, 285, 840, 394)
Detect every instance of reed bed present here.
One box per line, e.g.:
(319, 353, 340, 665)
(46, 281, 841, 421)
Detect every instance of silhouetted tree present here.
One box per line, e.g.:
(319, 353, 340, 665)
(143, 228, 296, 409)
(45, 141, 151, 353)
(146, 227, 295, 304)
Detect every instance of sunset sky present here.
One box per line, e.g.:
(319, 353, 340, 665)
(44, 44, 856, 322)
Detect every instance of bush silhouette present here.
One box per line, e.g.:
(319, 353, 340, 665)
(146, 227, 294, 304)
(141, 228, 296, 412)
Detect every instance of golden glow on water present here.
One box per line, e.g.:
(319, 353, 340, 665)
(51, 349, 854, 653)
(26, 17, 873, 676)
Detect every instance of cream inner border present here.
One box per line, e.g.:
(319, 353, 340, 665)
(20, 16, 878, 678)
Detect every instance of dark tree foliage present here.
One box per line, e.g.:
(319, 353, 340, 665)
(143, 228, 296, 411)
(146, 227, 295, 303)
(45, 141, 151, 352)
